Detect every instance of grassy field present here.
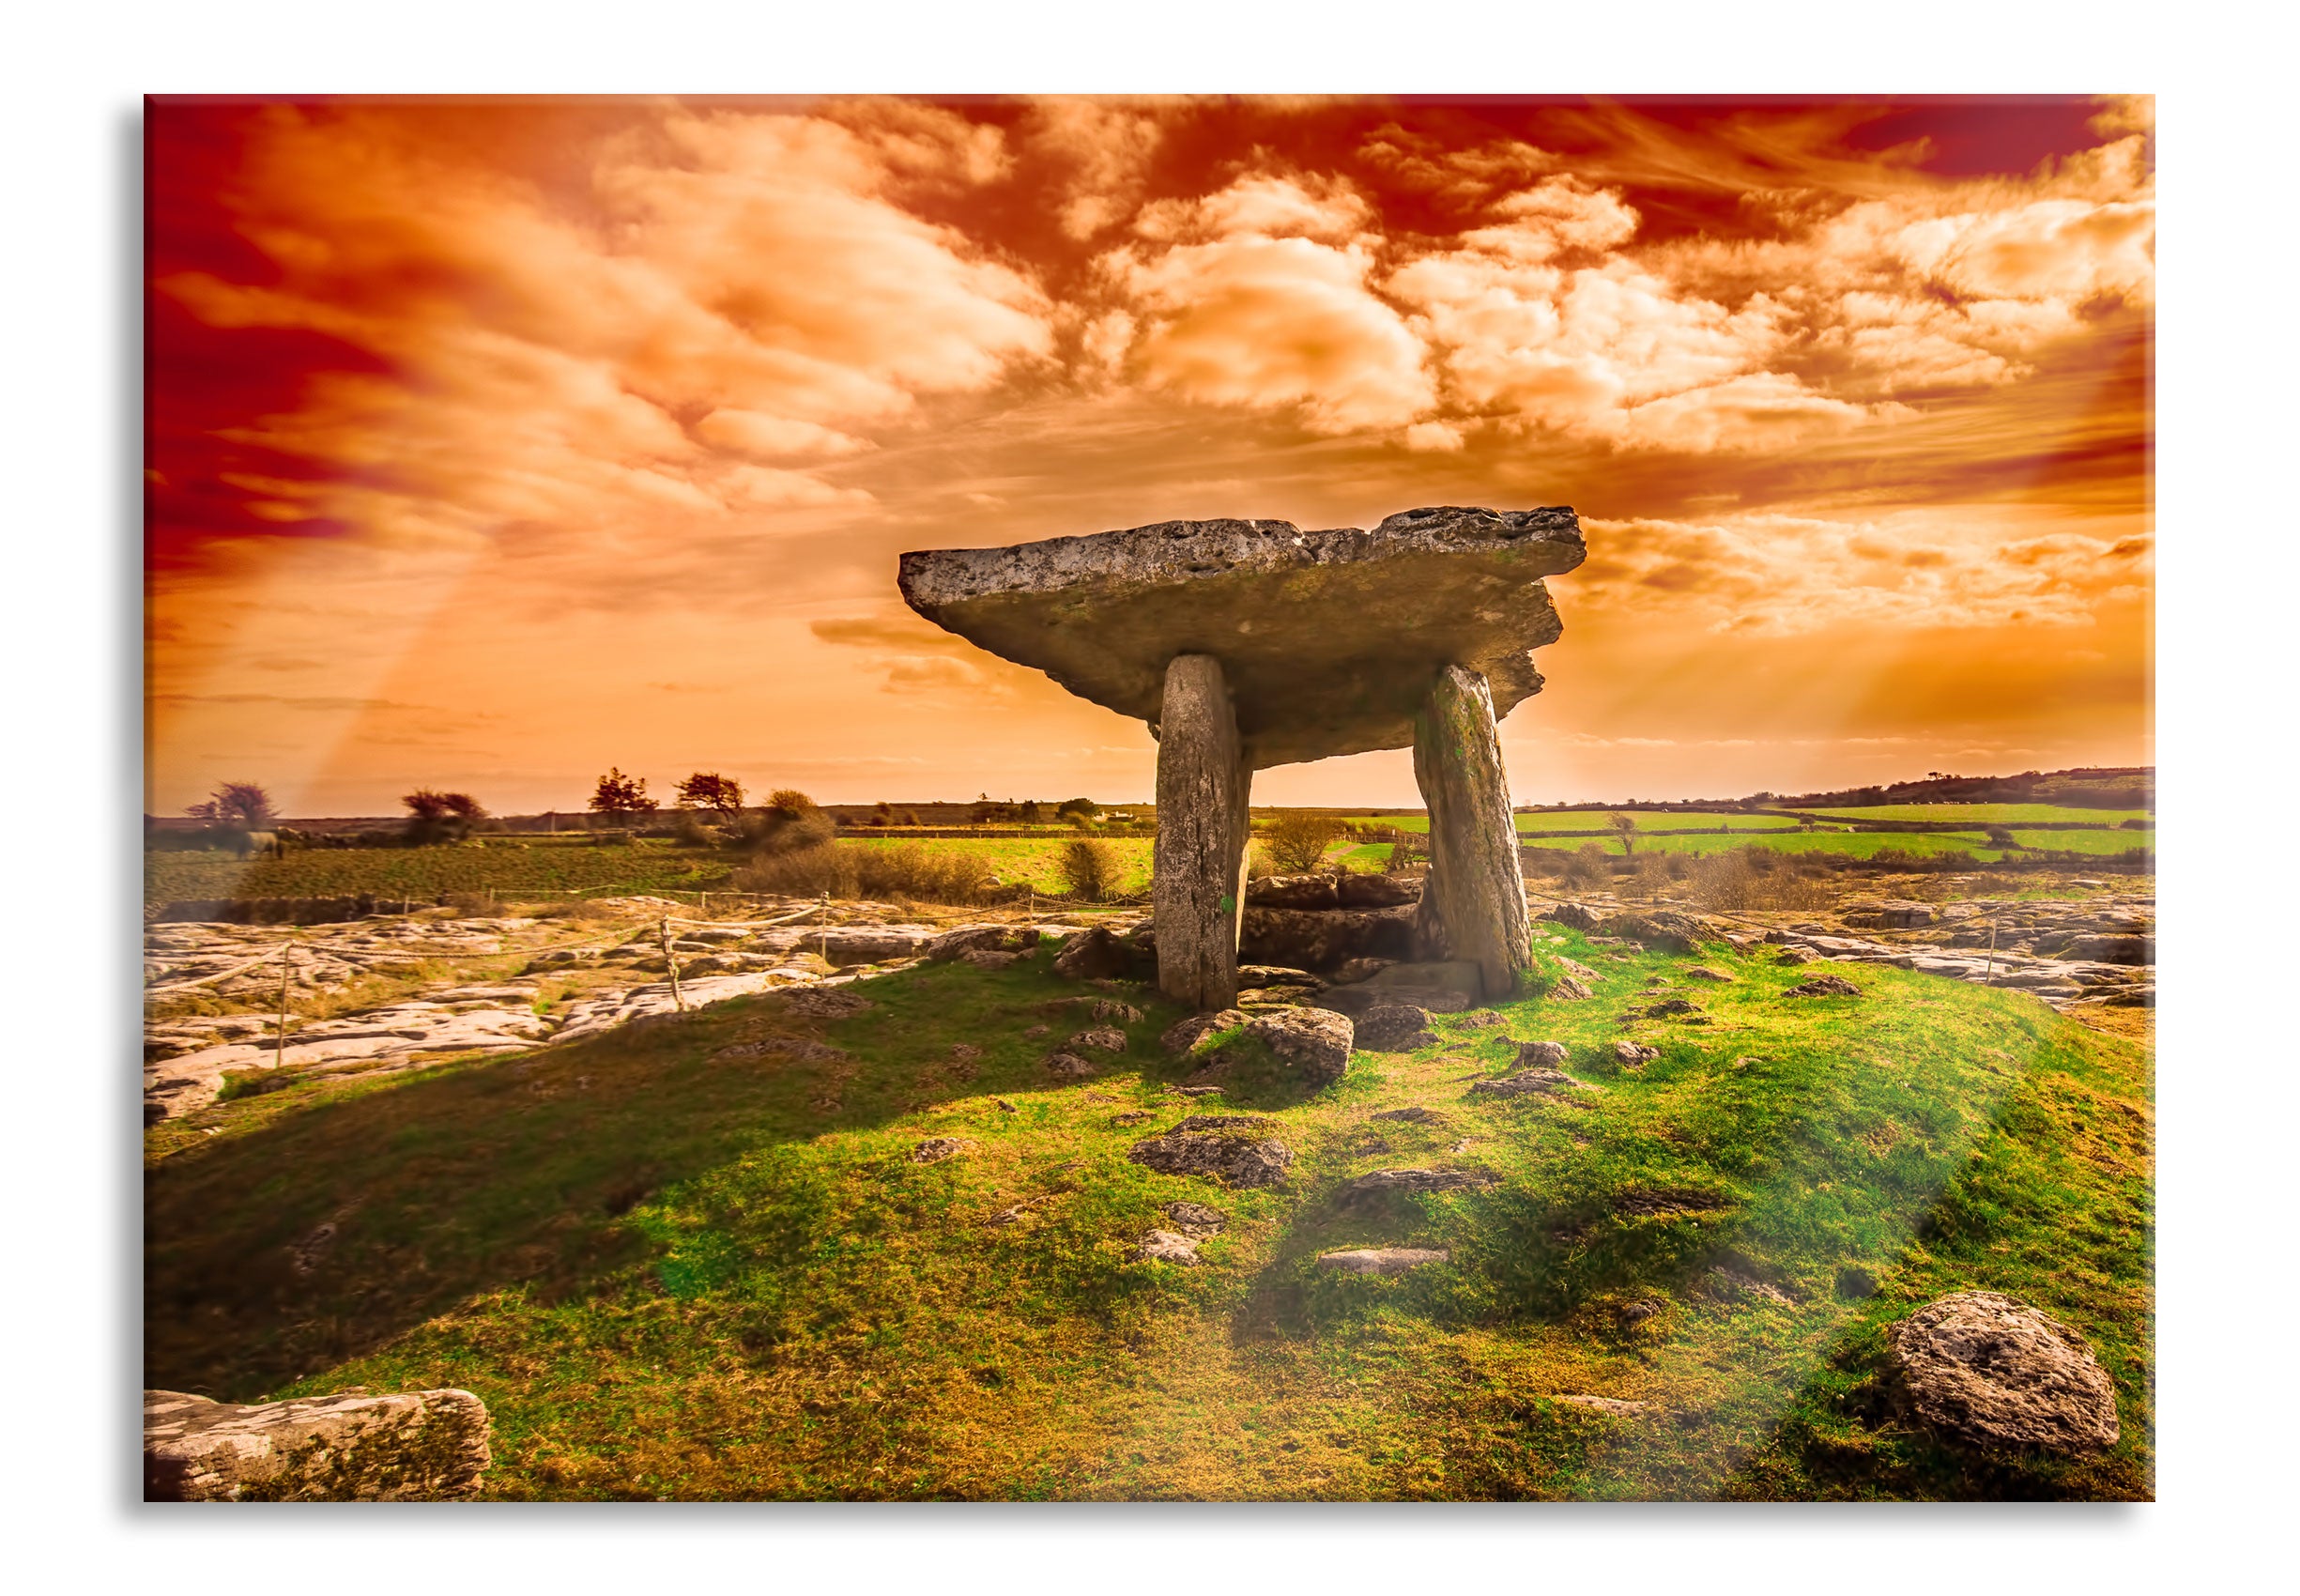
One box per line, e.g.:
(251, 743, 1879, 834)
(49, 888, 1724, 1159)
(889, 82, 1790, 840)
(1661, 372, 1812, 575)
(848, 836, 1157, 897)
(145, 925, 2152, 1500)
(1520, 831, 2018, 861)
(1346, 812, 1802, 836)
(1799, 805, 2152, 826)
(145, 839, 732, 908)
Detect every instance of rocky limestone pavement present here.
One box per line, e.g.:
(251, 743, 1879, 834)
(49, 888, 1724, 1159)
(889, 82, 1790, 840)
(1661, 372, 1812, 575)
(1244, 1007, 1356, 1089)
(1885, 1291, 2121, 1455)
(145, 1387, 491, 1501)
(146, 906, 1042, 1121)
(1316, 1248, 1449, 1275)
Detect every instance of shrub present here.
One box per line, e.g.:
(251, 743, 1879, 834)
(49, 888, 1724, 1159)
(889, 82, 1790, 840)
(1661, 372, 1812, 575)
(1557, 842, 1613, 890)
(1244, 845, 1274, 881)
(1263, 811, 1345, 873)
(1626, 852, 1672, 900)
(1691, 848, 1839, 912)
(670, 811, 716, 849)
(1058, 838, 1126, 900)
(737, 800, 836, 855)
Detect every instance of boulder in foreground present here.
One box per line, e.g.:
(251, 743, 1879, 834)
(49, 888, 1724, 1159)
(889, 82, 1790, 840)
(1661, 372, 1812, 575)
(1885, 1291, 2121, 1455)
(145, 1388, 491, 1501)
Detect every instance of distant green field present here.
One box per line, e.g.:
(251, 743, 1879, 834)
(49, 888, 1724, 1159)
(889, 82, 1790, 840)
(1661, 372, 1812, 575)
(1519, 830, 2016, 861)
(1342, 811, 1801, 837)
(1798, 804, 2153, 826)
(145, 840, 730, 909)
(2006, 829, 2155, 856)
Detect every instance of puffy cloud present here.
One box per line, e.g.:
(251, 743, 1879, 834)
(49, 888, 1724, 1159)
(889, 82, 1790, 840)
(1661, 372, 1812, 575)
(1097, 173, 1435, 433)
(1023, 97, 1171, 241)
(157, 101, 1053, 560)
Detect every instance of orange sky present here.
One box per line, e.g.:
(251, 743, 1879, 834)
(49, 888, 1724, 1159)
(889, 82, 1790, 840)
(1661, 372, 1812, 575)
(146, 95, 2152, 815)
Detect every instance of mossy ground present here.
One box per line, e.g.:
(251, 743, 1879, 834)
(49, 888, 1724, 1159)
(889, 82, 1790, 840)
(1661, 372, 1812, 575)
(144, 927, 2152, 1500)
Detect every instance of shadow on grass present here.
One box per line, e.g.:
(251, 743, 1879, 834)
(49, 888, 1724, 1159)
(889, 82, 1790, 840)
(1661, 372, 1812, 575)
(143, 950, 1191, 1402)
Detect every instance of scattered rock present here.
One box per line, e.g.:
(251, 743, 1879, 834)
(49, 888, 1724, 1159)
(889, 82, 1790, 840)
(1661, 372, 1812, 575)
(1553, 1395, 1654, 1417)
(775, 990, 876, 1022)
(994, 1098, 1018, 1114)
(1161, 1201, 1228, 1235)
(1112, 1110, 1158, 1127)
(1593, 910, 1715, 953)
(1354, 1004, 1438, 1051)
(1316, 1248, 1449, 1274)
(928, 925, 1039, 963)
(1683, 966, 1735, 982)
(1370, 1105, 1449, 1126)
(1022, 1023, 1050, 1038)
(144, 1388, 492, 1501)
(1556, 957, 1600, 983)
(960, 948, 1022, 971)
(1338, 1168, 1495, 1205)
(1092, 999, 1145, 1023)
(1246, 874, 1340, 911)
(1614, 1188, 1730, 1218)
(1135, 1229, 1200, 1266)
(1042, 1052, 1099, 1081)
(1548, 975, 1593, 1001)
(1707, 1266, 1794, 1305)
(1237, 963, 1326, 991)
(713, 1036, 849, 1065)
(1160, 1009, 1245, 1055)
(1842, 900, 1940, 929)
(1127, 1116, 1294, 1188)
(1066, 1026, 1128, 1054)
(910, 1137, 967, 1164)
(1886, 1291, 2120, 1455)
(1051, 926, 1134, 981)
(1617, 1298, 1666, 1328)
(1449, 1011, 1506, 1030)
(1637, 997, 1702, 1017)
(1775, 947, 1817, 966)
(1541, 901, 1602, 931)
(1326, 957, 1395, 985)
(1244, 1007, 1355, 1089)
(1614, 1041, 1659, 1067)
(1514, 1039, 1569, 1068)
(1468, 1068, 1594, 1099)
(1784, 974, 1862, 998)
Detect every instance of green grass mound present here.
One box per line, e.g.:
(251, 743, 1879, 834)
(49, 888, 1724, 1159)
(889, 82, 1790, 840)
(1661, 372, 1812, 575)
(145, 928, 2152, 1500)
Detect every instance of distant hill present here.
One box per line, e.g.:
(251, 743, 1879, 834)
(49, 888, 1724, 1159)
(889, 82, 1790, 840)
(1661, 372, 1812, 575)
(1756, 766, 2153, 812)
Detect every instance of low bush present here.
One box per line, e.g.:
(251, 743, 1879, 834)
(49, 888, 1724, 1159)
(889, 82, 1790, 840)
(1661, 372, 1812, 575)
(1556, 842, 1613, 890)
(1263, 811, 1345, 873)
(1057, 838, 1126, 901)
(1691, 849, 1838, 912)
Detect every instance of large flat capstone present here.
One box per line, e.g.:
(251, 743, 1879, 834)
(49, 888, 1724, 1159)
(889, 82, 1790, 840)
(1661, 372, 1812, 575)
(897, 506, 1585, 768)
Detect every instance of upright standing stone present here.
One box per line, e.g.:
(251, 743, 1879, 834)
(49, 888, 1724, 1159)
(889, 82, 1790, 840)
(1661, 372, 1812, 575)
(1412, 664, 1533, 1000)
(1154, 654, 1250, 1009)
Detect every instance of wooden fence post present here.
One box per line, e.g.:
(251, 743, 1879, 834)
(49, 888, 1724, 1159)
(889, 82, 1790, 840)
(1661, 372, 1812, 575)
(273, 939, 295, 1064)
(660, 915, 687, 1013)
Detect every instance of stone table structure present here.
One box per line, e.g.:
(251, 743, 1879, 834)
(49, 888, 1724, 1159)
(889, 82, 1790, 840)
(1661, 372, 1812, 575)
(898, 505, 1586, 1009)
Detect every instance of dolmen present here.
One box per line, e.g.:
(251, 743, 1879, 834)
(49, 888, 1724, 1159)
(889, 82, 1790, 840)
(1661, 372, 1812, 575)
(900, 505, 1586, 1010)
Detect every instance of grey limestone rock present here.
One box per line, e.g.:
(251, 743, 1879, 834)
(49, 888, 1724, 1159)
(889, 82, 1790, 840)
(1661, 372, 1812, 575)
(1160, 1008, 1246, 1055)
(897, 506, 1585, 769)
(1245, 1006, 1355, 1089)
(1316, 1247, 1449, 1274)
(1136, 1229, 1201, 1265)
(144, 1388, 491, 1501)
(1886, 1292, 2120, 1455)
(1338, 1168, 1495, 1205)
(1515, 1039, 1569, 1068)
(1127, 1116, 1294, 1188)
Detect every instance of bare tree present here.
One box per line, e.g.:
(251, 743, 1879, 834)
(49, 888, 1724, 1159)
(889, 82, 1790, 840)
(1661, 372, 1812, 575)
(1606, 812, 1639, 856)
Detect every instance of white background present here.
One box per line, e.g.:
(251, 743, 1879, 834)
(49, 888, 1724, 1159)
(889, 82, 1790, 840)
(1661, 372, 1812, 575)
(2, 2, 2288, 1588)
